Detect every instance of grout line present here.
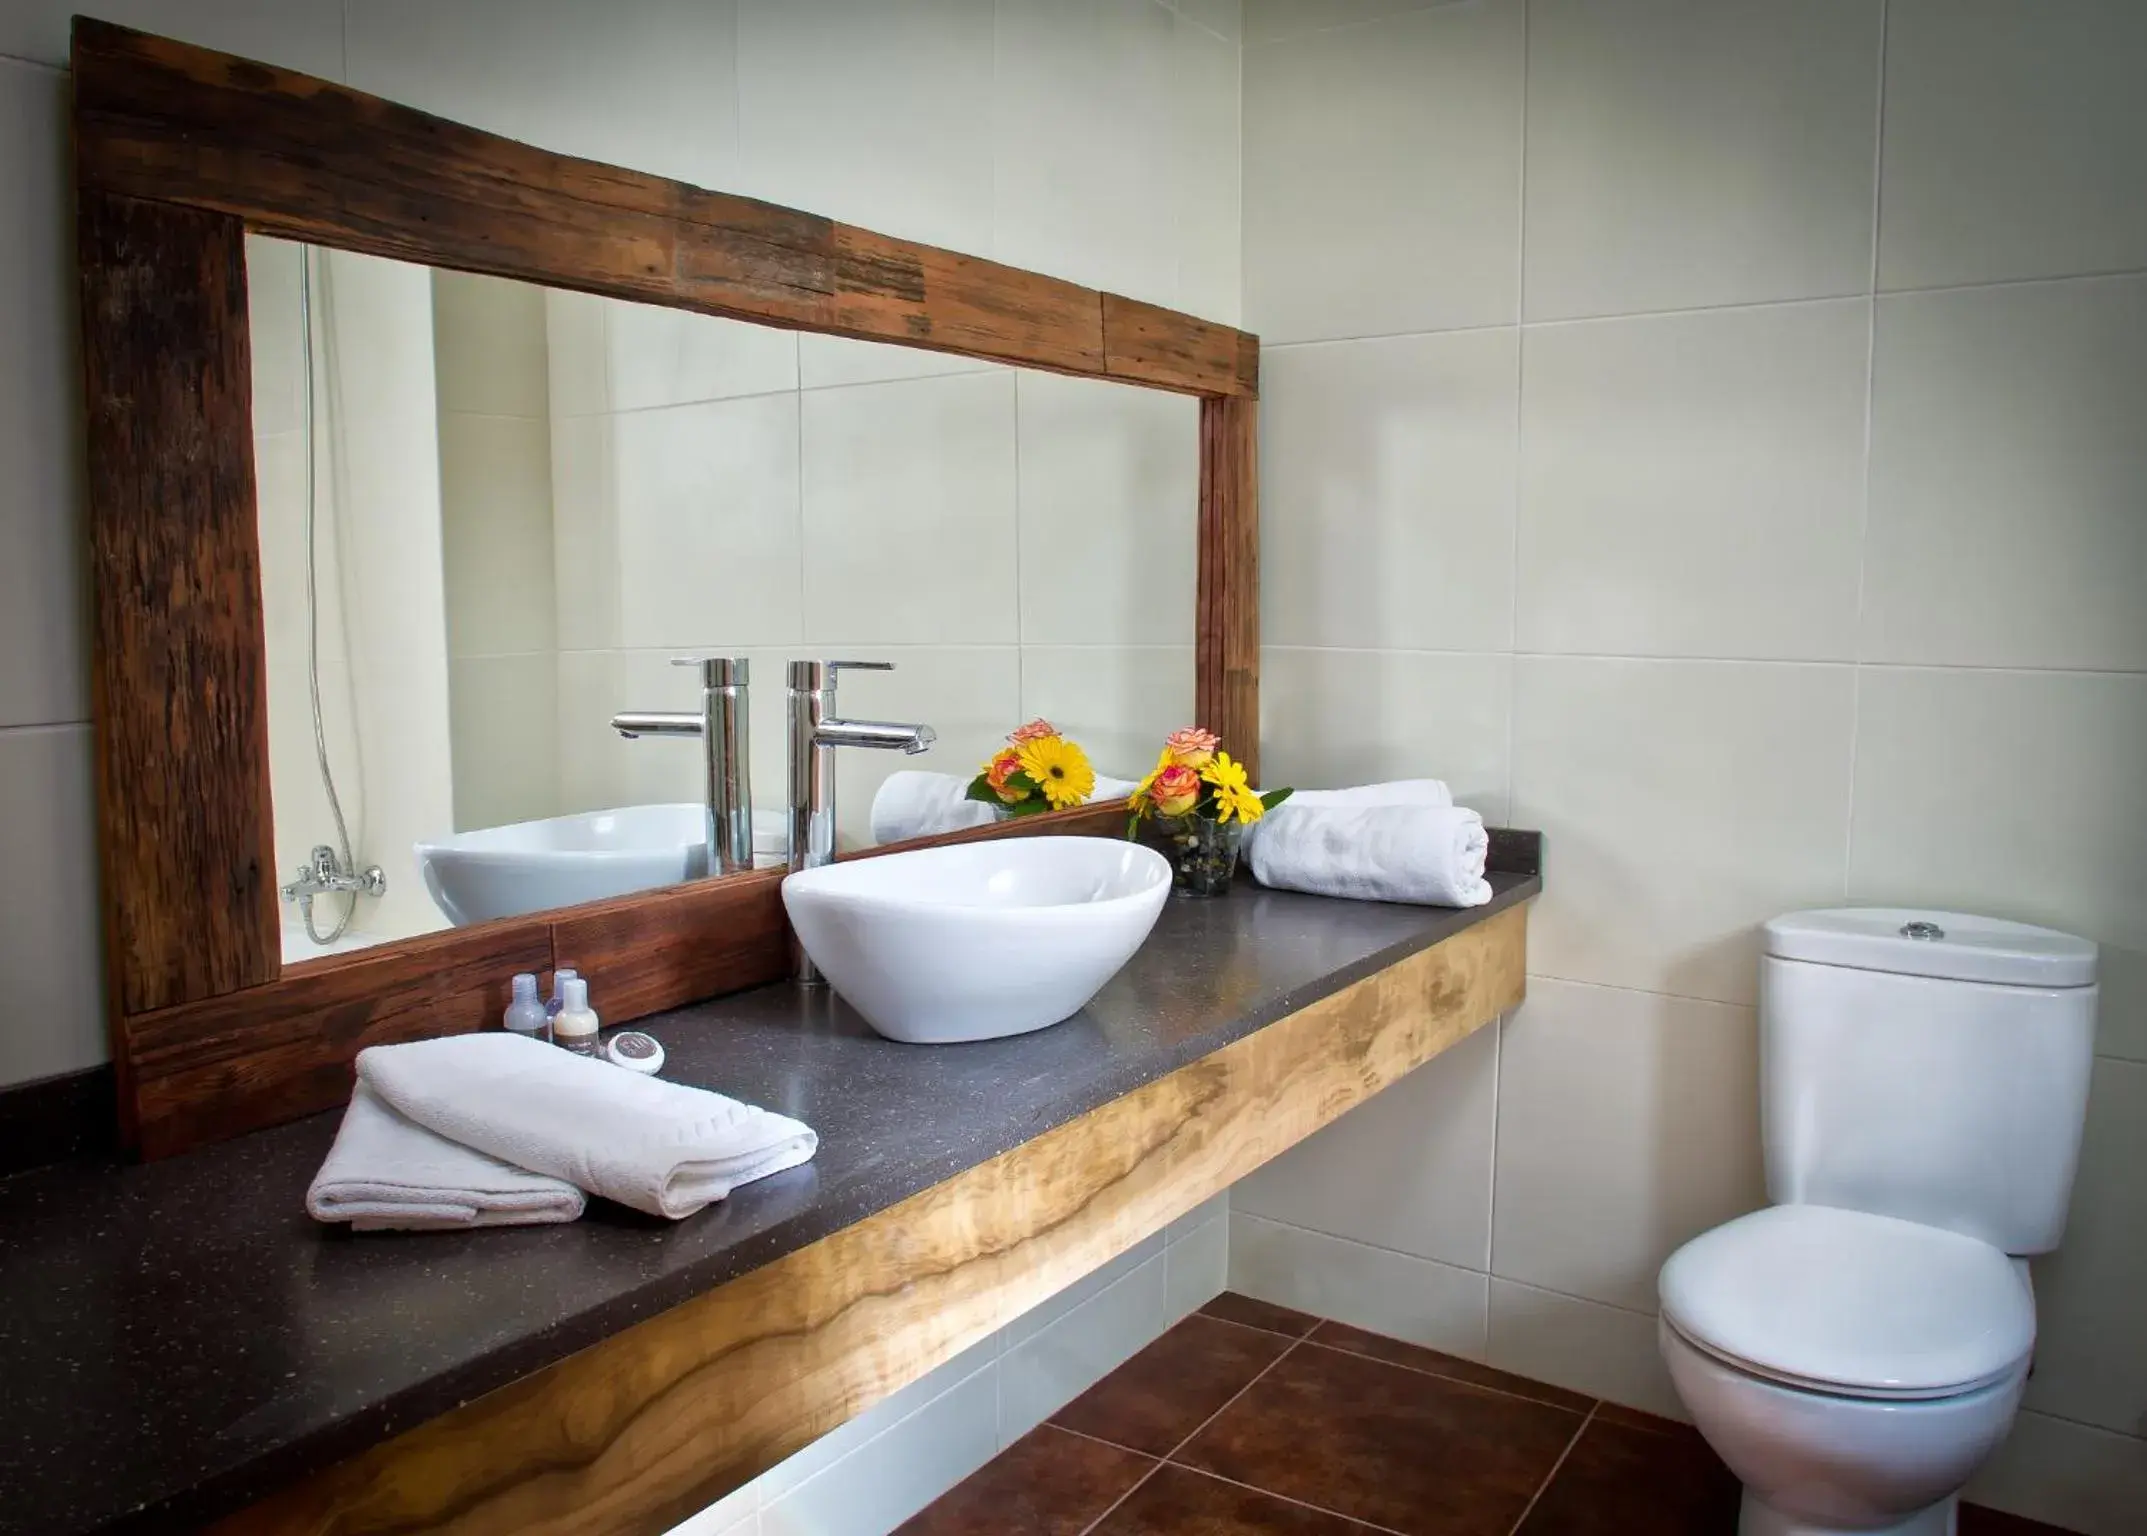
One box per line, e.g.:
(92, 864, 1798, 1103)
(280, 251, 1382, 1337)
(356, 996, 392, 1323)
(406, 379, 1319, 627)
(1505, 1400, 1598, 1536)
(0, 719, 94, 739)
(1260, 644, 2147, 680)
(1172, 1464, 1423, 1536)
(1486, 1012, 1505, 1276)
(1503, 0, 1529, 822)
(1297, 1334, 1588, 1417)
(1843, 0, 1890, 901)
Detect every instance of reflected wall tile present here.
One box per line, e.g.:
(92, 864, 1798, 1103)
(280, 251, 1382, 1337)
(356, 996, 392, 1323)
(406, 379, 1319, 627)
(736, 0, 994, 253)
(797, 335, 1000, 391)
(1261, 331, 1518, 653)
(826, 646, 1020, 850)
(0, 725, 107, 1081)
(244, 234, 306, 439)
(1018, 646, 1195, 785)
(554, 650, 707, 815)
(449, 653, 560, 834)
(545, 290, 613, 419)
(1492, 979, 1765, 1314)
(1016, 372, 1198, 649)
(549, 413, 622, 653)
(438, 413, 557, 660)
(432, 271, 550, 419)
(1258, 648, 1510, 822)
(801, 373, 1017, 647)
(612, 393, 803, 652)
(607, 305, 799, 413)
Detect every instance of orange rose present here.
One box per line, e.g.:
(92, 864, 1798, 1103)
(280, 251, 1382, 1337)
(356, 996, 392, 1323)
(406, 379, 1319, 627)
(985, 747, 1030, 804)
(1007, 718, 1058, 746)
(1150, 762, 1203, 817)
(1163, 725, 1220, 768)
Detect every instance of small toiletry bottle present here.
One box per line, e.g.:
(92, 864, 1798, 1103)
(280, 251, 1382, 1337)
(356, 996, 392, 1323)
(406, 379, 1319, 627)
(502, 972, 549, 1040)
(546, 968, 579, 1023)
(553, 977, 600, 1057)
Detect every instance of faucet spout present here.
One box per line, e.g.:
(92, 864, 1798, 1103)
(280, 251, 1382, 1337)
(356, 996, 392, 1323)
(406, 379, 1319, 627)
(609, 658, 755, 876)
(813, 718, 937, 755)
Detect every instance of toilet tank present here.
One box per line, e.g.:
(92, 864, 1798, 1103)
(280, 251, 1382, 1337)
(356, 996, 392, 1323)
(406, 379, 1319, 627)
(1762, 908, 2098, 1255)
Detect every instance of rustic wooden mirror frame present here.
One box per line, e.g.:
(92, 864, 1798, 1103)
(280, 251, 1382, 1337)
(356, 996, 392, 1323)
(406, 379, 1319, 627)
(71, 19, 1260, 1159)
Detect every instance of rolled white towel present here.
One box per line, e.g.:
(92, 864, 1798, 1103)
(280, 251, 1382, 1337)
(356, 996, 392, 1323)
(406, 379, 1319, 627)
(1247, 802, 1491, 908)
(870, 769, 1144, 845)
(1242, 778, 1451, 859)
(358, 1033, 819, 1220)
(307, 1082, 585, 1231)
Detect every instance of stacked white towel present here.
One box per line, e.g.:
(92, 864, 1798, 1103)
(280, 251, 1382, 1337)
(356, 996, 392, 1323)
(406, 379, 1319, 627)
(308, 1033, 818, 1229)
(870, 769, 1143, 845)
(1246, 780, 1492, 908)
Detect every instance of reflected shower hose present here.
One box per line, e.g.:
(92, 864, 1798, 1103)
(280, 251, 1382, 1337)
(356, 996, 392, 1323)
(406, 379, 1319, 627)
(298, 246, 361, 946)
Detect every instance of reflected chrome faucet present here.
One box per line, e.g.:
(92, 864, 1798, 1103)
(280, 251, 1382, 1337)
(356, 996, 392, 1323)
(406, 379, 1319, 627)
(787, 659, 936, 982)
(611, 656, 755, 877)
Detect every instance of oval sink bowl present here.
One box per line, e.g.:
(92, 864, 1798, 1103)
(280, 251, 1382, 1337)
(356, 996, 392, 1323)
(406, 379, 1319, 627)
(417, 803, 786, 926)
(782, 837, 1172, 1044)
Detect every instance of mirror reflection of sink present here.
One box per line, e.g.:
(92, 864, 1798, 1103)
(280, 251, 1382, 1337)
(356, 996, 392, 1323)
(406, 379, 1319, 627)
(782, 837, 1172, 1045)
(417, 804, 786, 926)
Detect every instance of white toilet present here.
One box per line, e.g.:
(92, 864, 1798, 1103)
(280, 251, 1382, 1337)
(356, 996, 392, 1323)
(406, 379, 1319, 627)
(1657, 908, 2098, 1536)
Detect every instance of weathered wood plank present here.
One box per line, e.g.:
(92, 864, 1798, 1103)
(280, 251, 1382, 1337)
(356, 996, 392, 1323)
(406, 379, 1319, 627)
(213, 904, 1529, 1536)
(1104, 292, 1259, 397)
(1197, 394, 1261, 783)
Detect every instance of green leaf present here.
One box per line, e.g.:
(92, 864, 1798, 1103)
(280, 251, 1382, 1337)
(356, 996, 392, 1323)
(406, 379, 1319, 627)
(1258, 786, 1295, 812)
(963, 776, 1002, 805)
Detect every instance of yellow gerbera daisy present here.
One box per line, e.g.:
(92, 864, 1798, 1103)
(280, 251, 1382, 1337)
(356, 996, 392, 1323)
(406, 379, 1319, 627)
(1017, 734, 1097, 811)
(1200, 750, 1251, 797)
(1215, 781, 1265, 824)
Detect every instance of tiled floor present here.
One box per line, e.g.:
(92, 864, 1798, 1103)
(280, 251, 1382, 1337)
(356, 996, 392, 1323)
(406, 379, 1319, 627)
(897, 1292, 2079, 1536)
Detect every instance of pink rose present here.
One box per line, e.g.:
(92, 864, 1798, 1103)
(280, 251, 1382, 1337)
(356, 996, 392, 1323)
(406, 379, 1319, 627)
(1150, 762, 1203, 817)
(1163, 725, 1220, 768)
(986, 748, 1030, 803)
(1007, 718, 1058, 746)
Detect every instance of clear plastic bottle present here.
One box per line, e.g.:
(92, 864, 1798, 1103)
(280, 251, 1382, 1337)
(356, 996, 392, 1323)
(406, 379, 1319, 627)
(502, 972, 549, 1040)
(553, 976, 601, 1057)
(546, 968, 579, 1023)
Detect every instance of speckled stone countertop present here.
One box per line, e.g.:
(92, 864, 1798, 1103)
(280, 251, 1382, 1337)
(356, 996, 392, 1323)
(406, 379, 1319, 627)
(0, 874, 1536, 1536)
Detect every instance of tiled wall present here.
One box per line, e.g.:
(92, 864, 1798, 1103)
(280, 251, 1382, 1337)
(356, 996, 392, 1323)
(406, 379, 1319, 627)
(0, 0, 1241, 1087)
(1231, 3, 2147, 1531)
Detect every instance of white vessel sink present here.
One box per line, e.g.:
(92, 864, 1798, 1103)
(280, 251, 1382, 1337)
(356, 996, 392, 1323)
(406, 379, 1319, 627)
(417, 803, 785, 926)
(781, 836, 1172, 1045)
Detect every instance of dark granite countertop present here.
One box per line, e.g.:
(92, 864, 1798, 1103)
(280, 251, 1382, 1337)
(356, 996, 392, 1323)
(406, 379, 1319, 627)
(0, 874, 1536, 1535)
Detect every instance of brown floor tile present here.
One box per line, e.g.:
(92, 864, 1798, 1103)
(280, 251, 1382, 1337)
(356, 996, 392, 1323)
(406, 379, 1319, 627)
(1094, 1465, 1373, 1535)
(1590, 1400, 1709, 1447)
(1515, 1416, 1739, 1536)
(1053, 1314, 1295, 1456)
(894, 1424, 1154, 1536)
(1176, 1338, 1585, 1536)
(1308, 1322, 1596, 1413)
(1959, 1505, 2085, 1536)
(1198, 1292, 1323, 1339)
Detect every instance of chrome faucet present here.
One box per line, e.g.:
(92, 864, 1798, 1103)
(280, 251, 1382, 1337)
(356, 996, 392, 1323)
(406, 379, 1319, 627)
(611, 656, 756, 878)
(787, 659, 936, 981)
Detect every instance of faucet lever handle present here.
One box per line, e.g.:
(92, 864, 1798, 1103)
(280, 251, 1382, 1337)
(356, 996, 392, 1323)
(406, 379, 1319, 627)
(825, 660, 894, 673)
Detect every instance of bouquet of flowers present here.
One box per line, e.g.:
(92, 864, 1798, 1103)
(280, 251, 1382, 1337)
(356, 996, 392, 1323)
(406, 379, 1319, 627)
(966, 719, 1099, 818)
(1125, 727, 1292, 894)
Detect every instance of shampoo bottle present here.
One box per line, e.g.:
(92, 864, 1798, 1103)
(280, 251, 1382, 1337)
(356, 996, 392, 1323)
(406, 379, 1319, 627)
(502, 972, 549, 1039)
(546, 968, 579, 1022)
(553, 976, 601, 1057)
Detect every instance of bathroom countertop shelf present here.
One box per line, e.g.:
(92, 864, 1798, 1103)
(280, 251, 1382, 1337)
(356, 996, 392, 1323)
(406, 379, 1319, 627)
(0, 869, 1538, 1536)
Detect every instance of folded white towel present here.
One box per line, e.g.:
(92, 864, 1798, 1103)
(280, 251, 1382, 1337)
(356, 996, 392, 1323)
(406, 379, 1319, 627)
(1269, 779, 1453, 812)
(357, 1033, 819, 1220)
(870, 769, 1144, 845)
(1247, 801, 1492, 908)
(307, 1082, 585, 1231)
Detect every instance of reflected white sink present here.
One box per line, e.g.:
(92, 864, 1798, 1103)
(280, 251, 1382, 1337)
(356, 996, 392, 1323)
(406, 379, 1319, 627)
(417, 803, 786, 926)
(781, 836, 1172, 1044)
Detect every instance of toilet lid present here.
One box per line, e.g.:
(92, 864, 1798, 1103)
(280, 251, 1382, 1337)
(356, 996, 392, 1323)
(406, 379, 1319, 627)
(1660, 1205, 2034, 1400)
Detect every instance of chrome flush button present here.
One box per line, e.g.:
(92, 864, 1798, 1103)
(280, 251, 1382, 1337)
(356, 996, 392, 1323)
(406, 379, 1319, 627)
(1900, 920, 1946, 942)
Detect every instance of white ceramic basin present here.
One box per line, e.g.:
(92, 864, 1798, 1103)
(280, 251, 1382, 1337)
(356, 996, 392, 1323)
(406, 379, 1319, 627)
(417, 803, 786, 926)
(781, 836, 1172, 1044)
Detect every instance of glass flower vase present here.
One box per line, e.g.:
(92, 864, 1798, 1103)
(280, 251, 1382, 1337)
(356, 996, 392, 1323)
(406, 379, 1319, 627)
(1152, 814, 1245, 897)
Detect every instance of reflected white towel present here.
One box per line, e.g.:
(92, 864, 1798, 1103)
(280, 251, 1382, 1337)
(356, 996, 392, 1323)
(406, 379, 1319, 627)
(358, 1033, 819, 1219)
(869, 769, 1143, 845)
(1247, 801, 1491, 908)
(307, 1082, 585, 1231)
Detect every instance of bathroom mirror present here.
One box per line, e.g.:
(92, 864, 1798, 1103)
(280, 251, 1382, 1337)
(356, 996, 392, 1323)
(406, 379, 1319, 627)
(246, 237, 1198, 958)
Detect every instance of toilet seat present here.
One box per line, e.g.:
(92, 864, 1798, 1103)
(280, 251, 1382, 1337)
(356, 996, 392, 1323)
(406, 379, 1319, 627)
(1660, 1205, 2034, 1401)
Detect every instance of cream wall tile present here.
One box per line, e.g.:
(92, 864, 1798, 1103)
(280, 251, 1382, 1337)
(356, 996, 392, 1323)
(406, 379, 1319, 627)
(438, 414, 556, 660)
(613, 394, 803, 652)
(1228, 1213, 1488, 1358)
(544, 290, 613, 419)
(1259, 649, 1511, 822)
(1261, 332, 1518, 651)
(449, 654, 560, 835)
(1864, 276, 2147, 672)
(549, 414, 622, 653)
(1169, 1193, 1230, 1243)
(1485, 1279, 1687, 1421)
(801, 373, 1017, 646)
(1243, 2, 1523, 342)
(0, 61, 85, 728)
(661, 1479, 759, 1536)
(1235, 1021, 1498, 1271)
(1017, 372, 1198, 648)
(797, 335, 1000, 391)
(607, 303, 799, 414)
(736, 0, 994, 253)
(1966, 1409, 2147, 1536)
(346, 0, 738, 188)
(0, 1, 345, 73)
(757, 1331, 1000, 1500)
(1511, 657, 1856, 1006)
(1880, 0, 2147, 291)
(993, 0, 1179, 303)
(1175, 0, 1242, 42)
(0, 726, 106, 1082)
(1516, 301, 1870, 661)
(1018, 647, 1194, 785)
(432, 272, 549, 420)
(1848, 667, 2147, 1065)
(1005, 1233, 1168, 1351)
(1492, 979, 1765, 1314)
(2022, 1059, 2147, 1439)
(825, 647, 1020, 850)
(1243, 0, 1450, 41)
(1172, 15, 1241, 324)
(1523, 0, 1882, 322)
(762, 1360, 1000, 1536)
(999, 1253, 1169, 1443)
(318, 248, 441, 427)
(245, 235, 306, 439)
(1165, 1214, 1230, 1320)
